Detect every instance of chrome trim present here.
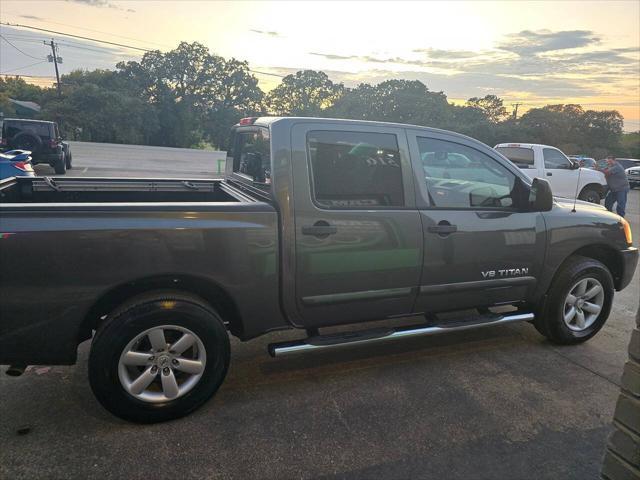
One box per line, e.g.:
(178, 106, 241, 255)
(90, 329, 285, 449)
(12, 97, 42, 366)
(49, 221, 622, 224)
(419, 276, 536, 294)
(269, 312, 534, 356)
(301, 287, 414, 306)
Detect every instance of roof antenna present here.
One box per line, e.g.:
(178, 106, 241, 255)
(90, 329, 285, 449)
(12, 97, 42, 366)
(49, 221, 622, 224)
(571, 161, 583, 213)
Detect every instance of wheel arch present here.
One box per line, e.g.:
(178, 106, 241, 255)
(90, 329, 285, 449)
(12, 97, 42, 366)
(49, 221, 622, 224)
(78, 274, 245, 345)
(564, 244, 622, 289)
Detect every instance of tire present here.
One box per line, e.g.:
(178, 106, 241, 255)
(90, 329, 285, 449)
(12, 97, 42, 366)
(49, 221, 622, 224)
(578, 187, 601, 204)
(53, 153, 66, 174)
(11, 132, 42, 154)
(89, 291, 230, 423)
(534, 255, 614, 344)
(65, 151, 72, 169)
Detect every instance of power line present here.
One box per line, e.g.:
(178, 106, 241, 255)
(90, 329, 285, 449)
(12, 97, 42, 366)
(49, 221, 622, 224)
(0, 34, 45, 60)
(2, 14, 173, 49)
(0, 60, 48, 74)
(1, 22, 153, 52)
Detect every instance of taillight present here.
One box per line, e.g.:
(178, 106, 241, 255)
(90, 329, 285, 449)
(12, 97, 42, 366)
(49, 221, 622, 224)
(49, 139, 59, 148)
(13, 161, 34, 172)
(239, 117, 257, 126)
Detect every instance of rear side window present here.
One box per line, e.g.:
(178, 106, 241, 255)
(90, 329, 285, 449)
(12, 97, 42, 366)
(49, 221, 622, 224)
(307, 130, 404, 208)
(232, 128, 271, 185)
(495, 147, 534, 168)
(543, 148, 572, 169)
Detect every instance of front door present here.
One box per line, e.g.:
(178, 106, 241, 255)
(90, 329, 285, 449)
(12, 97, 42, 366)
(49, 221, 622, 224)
(540, 146, 577, 198)
(408, 131, 546, 313)
(291, 123, 423, 328)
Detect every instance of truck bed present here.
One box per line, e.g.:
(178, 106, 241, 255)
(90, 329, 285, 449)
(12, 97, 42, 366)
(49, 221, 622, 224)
(0, 175, 284, 365)
(0, 176, 255, 205)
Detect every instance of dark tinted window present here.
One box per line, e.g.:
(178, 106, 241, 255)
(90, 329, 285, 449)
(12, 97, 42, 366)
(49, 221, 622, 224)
(495, 146, 534, 167)
(543, 148, 572, 169)
(232, 128, 271, 185)
(418, 137, 518, 209)
(307, 130, 404, 208)
(4, 121, 51, 138)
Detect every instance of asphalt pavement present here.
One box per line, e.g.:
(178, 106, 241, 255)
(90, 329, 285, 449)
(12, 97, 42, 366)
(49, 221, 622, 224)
(2, 144, 639, 479)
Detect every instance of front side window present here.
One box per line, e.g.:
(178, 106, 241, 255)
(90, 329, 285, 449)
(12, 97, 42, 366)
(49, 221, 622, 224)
(418, 137, 518, 209)
(543, 148, 572, 169)
(307, 130, 404, 208)
(232, 128, 271, 184)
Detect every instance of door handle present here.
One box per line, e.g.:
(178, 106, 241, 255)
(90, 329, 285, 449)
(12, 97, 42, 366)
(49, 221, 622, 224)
(428, 224, 457, 234)
(546, 172, 553, 176)
(302, 221, 337, 237)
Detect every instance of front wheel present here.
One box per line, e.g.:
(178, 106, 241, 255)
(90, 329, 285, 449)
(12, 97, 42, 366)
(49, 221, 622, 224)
(89, 291, 230, 423)
(534, 256, 613, 344)
(578, 187, 601, 204)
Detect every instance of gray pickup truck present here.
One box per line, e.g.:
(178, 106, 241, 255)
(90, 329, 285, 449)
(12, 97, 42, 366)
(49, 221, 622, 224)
(1, 117, 637, 423)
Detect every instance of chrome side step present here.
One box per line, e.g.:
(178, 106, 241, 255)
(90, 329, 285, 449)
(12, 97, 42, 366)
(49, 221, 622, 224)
(268, 312, 534, 357)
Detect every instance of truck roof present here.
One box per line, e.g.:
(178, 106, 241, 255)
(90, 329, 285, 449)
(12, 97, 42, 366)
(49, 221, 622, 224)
(495, 142, 561, 149)
(250, 116, 485, 145)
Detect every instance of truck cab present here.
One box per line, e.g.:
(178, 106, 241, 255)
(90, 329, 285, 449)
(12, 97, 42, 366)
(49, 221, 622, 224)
(495, 143, 607, 203)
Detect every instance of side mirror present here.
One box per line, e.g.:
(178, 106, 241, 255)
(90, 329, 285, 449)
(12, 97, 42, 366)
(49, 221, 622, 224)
(571, 160, 580, 170)
(529, 177, 553, 212)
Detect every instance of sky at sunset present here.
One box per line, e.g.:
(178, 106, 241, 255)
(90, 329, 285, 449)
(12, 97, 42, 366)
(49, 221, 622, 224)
(1, 0, 639, 130)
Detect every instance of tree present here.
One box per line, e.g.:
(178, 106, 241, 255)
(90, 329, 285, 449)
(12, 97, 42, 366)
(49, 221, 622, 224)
(466, 95, 508, 123)
(265, 70, 343, 116)
(117, 42, 263, 147)
(329, 79, 451, 128)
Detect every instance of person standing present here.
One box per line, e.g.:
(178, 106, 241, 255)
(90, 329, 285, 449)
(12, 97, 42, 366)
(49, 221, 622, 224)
(598, 155, 630, 217)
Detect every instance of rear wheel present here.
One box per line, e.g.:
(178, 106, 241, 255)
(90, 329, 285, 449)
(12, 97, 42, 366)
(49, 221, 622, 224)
(54, 153, 66, 174)
(65, 151, 73, 169)
(89, 291, 230, 423)
(534, 256, 613, 344)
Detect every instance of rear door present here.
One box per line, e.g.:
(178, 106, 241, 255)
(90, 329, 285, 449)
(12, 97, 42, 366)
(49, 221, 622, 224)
(410, 131, 546, 312)
(290, 122, 423, 328)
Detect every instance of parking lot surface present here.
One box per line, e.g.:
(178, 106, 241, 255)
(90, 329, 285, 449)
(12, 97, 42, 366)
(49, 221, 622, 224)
(2, 145, 639, 479)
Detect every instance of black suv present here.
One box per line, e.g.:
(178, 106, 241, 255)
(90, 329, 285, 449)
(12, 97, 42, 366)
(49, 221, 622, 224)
(0, 118, 72, 174)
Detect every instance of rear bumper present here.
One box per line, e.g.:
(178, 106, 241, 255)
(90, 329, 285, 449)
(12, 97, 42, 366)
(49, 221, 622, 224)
(32, 152, 63, 166)
(616, 247, 639, 290)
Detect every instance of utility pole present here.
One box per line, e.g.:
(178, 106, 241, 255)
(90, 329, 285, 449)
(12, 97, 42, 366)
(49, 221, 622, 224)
(511, 103, 522, 120)
(46, 39, 62, 97)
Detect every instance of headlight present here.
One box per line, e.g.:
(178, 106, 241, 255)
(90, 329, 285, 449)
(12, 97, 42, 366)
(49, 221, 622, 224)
(621, 217, 633, 245)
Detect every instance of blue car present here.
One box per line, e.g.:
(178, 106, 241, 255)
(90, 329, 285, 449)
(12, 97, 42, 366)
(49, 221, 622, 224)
(0, 149, 35, 180)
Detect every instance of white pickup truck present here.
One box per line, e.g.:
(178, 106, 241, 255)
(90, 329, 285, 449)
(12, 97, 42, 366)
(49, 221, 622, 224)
(495, 143, 607, 203)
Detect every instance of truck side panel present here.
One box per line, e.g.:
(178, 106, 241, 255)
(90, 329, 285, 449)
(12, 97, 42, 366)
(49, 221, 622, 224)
(0, 205, 285, 365)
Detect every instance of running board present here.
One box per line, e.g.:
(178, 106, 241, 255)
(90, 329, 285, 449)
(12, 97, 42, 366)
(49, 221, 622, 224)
(268, 312, 534, 357)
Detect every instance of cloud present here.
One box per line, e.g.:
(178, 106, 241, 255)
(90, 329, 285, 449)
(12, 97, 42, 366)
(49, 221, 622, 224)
(19, 15, 44, 20)
(67, 0, 135, 12)
(250, 29, 280, 37)
(412, 48, 479, 60)
(498, 29, 599, 56)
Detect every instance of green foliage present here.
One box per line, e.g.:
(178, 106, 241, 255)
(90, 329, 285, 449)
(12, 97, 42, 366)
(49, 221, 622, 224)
(466, 95, 508, 123)
(0, 44, 631, 157)
(265, 70, 343, 116)
(619, 132, 640, 158)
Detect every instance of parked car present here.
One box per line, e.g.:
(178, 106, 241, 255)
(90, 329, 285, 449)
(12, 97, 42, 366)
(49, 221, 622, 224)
(0, 118, 72, 174)
(603, 158, 640, 171)
(626, 165, 640, 188)
(0, 149, 34, 179)
(568, 155, 596, 169)
(495, 143, 607, 203)
(1, 117, 637, 423)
